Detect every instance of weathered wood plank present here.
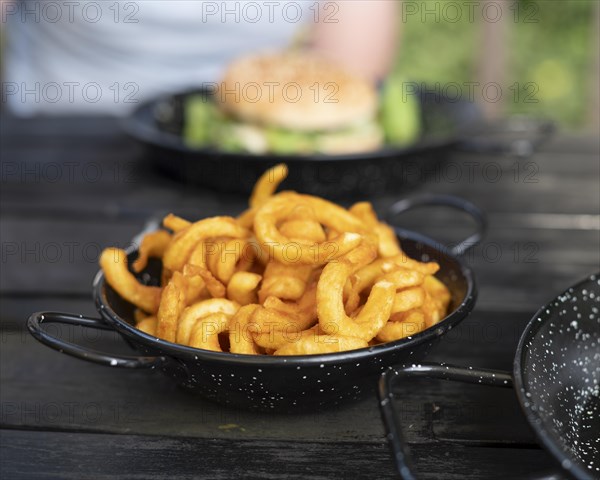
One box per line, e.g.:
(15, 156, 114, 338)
(0, 116, 124, 141)
(535, 133, 600, 154)
(3, 150, 599, 216)
(0, 430, 556, 480)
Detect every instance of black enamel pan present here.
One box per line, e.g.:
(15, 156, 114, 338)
(27, 194, 485, 413)
(122, 88, 553, 198)
(379, 273, 600, 480)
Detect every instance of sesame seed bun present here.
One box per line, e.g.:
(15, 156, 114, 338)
(217, 52, 379, 132)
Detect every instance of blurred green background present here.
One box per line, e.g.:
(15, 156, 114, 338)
(394, 0, 599, 130)
(1, 0, 597, 131)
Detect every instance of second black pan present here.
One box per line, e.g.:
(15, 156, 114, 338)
(379, 273, 600, 480)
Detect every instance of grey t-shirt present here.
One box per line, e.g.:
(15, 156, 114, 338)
(3, 0, 312, 116)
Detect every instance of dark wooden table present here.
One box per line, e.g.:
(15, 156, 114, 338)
(1, 117, 598, 479)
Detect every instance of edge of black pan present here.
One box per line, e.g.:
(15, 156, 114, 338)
(121, 86, 483, 197)
(512, 273, 600, 480)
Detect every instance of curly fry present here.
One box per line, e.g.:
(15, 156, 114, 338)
(391, 287, 426, 314)
(345, 266, 425, 313)
(228, 304, 262, 355)
(258, 205, 324, 301)
(134, 308, 149, 324)
(317, 244, 395, 341)
(189, 312, 230, 351)
(274, 334, 368, 355)
(420, 276, 451, 328)
(183, 264, 226, 298)
(235, 239, 259, 272)
(254, 193, 366, 265)
(156, 271, 187, 342)
(280, 219, 326, 243)
(176, 298, 240, 345)
(383, 254, 440, 275)
(132, 230, 172, 273)
(350, 202, 403, 257)
(163, 213, 192, 232)
(163, 217, 250, 272)
(226, 272, 262, 305)
(253, 323, 317, 350)
(100, 248, 162, 314)
(254, 282, 317, 331)
(215, 238, 248, 284)
(376, 310, 426, 343)
(423, 275, 451, 311)
(136, 316, 157, 336)
(249, 163, 289, 208)
(236, 164, 289, 228)
(258, 260, 312, 302)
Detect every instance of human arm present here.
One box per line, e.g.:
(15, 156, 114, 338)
(307, 1, 400, 82)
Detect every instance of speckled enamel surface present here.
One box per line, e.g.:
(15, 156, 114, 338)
(516, 273, 599, 479)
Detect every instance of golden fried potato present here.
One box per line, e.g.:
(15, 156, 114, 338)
(163, 213, 191, 232)
(249, 163, 288, 208)
(163, 217, 250, 272)
(136, 316, 158, 336)
(132, 230, 172, 273)
(183, 264, 226, 298)
(274, 334, 368, 356)
(253, 193, 365, 265)
(100, 164, 452, 356)
(100, 248, 162, 314)
(227, 272, 262, 306)
(228, 304, 262, 355)
(156, 271, 187, 342)
(376, 310, 426, 343)
(176, 298, 239, 345)
(189, 312, 230, 352)
(317, 244, 395, 341)
(350, 201, 403, 257)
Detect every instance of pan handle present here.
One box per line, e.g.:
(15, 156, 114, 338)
(378, 363, 561, 480)
(385, 194, 487, 257)
(27, 312, 165, 369)
(456, 117, 555, 158)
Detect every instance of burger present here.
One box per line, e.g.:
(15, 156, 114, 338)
(183, 51, 419, 155)
(214, 51, 383, 155)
